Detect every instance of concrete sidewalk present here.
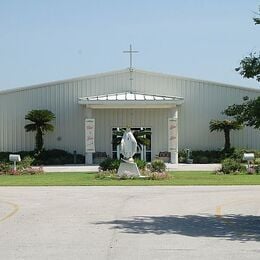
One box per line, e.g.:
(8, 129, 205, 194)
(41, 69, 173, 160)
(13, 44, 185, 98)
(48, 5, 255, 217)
(41, 163, 221, 172)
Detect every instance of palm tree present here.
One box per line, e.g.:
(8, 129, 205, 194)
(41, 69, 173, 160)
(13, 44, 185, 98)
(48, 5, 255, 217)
(25, 110, 55, 152)
(209, 119, 242, 151)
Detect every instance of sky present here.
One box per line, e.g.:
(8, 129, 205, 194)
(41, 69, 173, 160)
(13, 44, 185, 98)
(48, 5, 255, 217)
(0, 0, 259, 90)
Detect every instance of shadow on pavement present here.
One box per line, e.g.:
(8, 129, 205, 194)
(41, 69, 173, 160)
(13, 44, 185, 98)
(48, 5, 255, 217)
(95, 214, 260, 242)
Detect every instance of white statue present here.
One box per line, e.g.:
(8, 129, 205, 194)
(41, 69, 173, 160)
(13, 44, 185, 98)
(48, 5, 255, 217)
(120, 128, 137, 161)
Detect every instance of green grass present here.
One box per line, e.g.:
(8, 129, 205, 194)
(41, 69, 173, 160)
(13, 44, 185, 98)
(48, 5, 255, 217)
(0, 171, 260, 186)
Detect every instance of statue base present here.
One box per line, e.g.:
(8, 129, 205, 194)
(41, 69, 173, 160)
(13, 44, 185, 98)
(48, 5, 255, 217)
(117, 160, 140, 178)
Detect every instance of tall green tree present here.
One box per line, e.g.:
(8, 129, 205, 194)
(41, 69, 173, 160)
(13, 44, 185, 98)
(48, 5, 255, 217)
(225, 7, 260, 129)
(253, 6, 260, 25)
(224, 96, 260, 129)
(25, 110, 55, 152)
(209, 120, 242, 151)
(236, 6, 260, 84)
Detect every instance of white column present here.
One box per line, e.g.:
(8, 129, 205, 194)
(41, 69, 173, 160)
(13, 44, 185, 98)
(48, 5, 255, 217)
(85, 108, 94, 165)
(168, 107, 178, 164)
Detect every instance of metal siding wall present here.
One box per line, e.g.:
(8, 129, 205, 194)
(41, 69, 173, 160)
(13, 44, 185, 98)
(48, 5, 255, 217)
(93, 109, 169, 158)
(0, 69, 259, 154)
(0, 70, 132, 153)
(134, 70, 260, 150)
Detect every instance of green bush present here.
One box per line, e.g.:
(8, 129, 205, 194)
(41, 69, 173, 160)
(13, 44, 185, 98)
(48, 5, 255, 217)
(178, 150, 187, 163)
(99, 158, 147, 172)
(254, 158, 260, 165)
(179, 149, 260, 164)
(221, 158, 246, 174)
(0, 149, 85, 165)
(150, 160, 166, 173)
(0, 152, 11, 162)
(33, 149, 85, 165)
(17, 156, 34, 170)
(228, 148, 260, 162)
(192, 150, 222, 163)
(179, 150, 223, 163)
(134, 159, 147, 170)
(99, 158, 120, 171)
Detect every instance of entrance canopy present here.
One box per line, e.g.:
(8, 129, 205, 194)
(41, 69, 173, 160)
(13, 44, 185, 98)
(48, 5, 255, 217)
(78, 91, 184, 109)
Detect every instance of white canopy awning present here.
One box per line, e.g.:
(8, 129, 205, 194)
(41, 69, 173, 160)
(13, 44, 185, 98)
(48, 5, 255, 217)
(78, 91, 184, 109)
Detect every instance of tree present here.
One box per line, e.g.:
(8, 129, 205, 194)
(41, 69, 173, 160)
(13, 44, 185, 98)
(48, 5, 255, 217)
(253, 6, 260, 25)
(224, 96, 260, 129)
(236, 6, 260, 84)
(25, 110, 55, 152)
(209, 120, 242, 151)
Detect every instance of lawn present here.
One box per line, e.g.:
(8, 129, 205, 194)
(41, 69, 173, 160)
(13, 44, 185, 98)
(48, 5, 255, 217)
(0, 172, 260, 186)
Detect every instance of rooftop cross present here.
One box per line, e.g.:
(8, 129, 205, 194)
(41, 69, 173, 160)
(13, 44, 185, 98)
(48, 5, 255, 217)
(123, 44, 139, 71)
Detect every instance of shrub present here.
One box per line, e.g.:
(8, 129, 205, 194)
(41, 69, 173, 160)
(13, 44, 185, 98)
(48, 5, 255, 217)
(17, 156, 34, 170)
(221, 158, 246, 174)
(148, 172, 170, 180)
(0, 160, 44, 175)
(0, 152, 11, 162)
(199, 156, 209, 164)
(0, 149, 85, 166)
(134, 159, 147, 170)
(228, 148, 260, 163)
(99, 158, 120, 171)
(0, 162, 11, 174)
(255, 158, 260, 165)
(150, 160, 166, 173)
(33, 149, 85, 165)
(178, 150, 187, 163)
(99, 158, 147, 172)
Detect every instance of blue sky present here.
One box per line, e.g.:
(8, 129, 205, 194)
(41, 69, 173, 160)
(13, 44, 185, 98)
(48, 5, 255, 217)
(0, 0, 259, 90)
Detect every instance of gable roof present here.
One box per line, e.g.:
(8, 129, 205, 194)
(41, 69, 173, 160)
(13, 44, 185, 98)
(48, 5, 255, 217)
(0, 68, 259, 95)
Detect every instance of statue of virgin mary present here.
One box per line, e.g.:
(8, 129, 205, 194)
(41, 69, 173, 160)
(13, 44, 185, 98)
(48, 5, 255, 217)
(120, 128, 137, 161)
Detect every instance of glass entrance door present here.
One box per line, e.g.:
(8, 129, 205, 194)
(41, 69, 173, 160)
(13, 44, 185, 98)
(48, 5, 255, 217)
(112, 127, 152, 161)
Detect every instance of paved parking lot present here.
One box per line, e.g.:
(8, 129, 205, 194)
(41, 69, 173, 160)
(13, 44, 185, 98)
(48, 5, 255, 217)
(0, 186, 260, 260)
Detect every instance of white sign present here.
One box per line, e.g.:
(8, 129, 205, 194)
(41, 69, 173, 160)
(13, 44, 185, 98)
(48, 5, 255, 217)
(168, 118, 177, 151)
(85, 119, 95, 152)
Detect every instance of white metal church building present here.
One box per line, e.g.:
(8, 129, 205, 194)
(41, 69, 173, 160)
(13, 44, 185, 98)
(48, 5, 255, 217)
(0, 68, 259, 164)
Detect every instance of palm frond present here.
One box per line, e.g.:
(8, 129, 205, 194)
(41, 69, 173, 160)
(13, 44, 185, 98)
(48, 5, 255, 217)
(41, 124, 55, 132)
(209, 119, 242, 132)
(24, 123, 37, 132)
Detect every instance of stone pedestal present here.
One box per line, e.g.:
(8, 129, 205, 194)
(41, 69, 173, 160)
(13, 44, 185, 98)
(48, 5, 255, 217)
(117, 161, 140, 178)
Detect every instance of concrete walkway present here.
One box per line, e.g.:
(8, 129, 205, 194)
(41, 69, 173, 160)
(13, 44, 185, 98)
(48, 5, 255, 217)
(42, 163, 221, 172)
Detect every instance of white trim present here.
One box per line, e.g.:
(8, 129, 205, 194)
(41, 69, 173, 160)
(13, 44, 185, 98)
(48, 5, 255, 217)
(83, 102, 178, 109)
(78, 91, 184, 108)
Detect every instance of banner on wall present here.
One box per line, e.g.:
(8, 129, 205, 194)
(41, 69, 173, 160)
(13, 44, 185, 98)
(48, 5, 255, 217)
(85, 119, 95, 153)
(168, 118, 178, 151)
